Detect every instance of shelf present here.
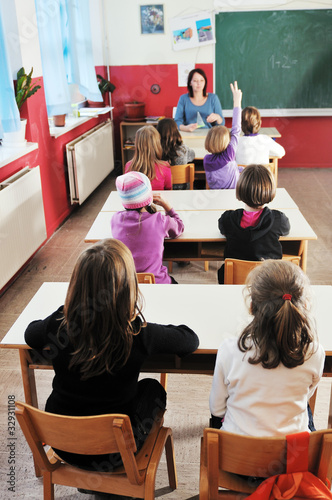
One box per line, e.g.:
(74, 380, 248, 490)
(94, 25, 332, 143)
(0, 142, 38, 169)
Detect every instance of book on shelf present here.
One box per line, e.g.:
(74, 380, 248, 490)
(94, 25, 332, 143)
(145, 116, 165, 123)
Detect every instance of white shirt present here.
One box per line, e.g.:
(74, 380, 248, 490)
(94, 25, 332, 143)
(209, 337, 325, 436)
(236, 134, 285, 165)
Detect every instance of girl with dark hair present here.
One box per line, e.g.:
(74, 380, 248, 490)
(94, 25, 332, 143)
(210, 259, 325, 436)
(174, 67, 224, 132)
(157, 117, 195, 189)
(25, 239, 198, 471)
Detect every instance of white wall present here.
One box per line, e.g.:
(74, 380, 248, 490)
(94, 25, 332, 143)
(102, 0, 330, 67)
(13, 0, 42, 75)
(104, 0, 215, 66)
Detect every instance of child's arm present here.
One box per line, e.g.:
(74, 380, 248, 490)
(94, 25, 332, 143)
(209, 347, 228, 420)
(268, 137, 286, 158)
(153, 194, 173, 213)
(153, 194, 185, 238)
(224, 82, 242, 161)
(279, 211, 290, 236)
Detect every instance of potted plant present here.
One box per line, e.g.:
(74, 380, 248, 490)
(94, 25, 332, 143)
(2, 67, 41, 146)
(124, 101, 146, 121)
(87, 74, 116, 107)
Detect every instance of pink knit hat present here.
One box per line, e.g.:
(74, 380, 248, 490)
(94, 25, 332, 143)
(116, 171, 153, 209)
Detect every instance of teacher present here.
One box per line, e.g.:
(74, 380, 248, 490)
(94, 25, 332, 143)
(174, 68, 224, 132)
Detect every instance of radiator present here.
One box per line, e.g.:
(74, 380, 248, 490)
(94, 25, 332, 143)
(0, 166, 47, 290)
(66, 120, 114, 204)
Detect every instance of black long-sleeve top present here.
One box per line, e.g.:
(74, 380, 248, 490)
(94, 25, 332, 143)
(25, 307, 199, 419)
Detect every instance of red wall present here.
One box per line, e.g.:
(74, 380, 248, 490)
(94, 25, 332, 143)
(110, 63, 332, 169)
(0, 77, 109, 238)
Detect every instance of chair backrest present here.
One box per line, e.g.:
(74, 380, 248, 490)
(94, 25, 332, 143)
(136, 272, 156, 284)
(224, 257, 300, 285)
(15, 401, 145, 485)
(224, 259, 264, 284)
(171, 163, 194, 190)
(200, 428, 332, 498)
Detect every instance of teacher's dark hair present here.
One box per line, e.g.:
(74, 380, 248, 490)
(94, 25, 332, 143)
(187, 68, 207, 97)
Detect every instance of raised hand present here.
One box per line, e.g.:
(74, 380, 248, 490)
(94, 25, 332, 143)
(230, 81, 242, 108)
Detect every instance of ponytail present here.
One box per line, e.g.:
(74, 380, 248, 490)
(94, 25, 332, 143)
(238, 260, 316, 369)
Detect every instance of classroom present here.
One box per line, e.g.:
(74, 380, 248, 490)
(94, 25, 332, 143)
(0, 0, 332, 499)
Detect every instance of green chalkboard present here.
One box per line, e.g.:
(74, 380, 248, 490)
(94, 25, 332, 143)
(215, 10, 332, 110)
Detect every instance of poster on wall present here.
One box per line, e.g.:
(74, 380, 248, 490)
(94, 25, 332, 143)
(169, 11, 215, 51)
(140, 5, 165, 34)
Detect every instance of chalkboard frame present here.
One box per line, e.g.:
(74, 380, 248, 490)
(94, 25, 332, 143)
(215, 9, 332, 116)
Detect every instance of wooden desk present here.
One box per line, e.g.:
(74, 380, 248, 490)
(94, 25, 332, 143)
(100, 188, 298, 213)
(1, 282, 331, 407)
(2, 281, 330, 476)
(85, 208, 317, 272)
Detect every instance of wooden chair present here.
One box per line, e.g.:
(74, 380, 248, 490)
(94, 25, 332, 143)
(171, 163, 195, 190)
(199, 428, 332, 499)
(137, 272, 156, 284)
(224, 256, 301, 284)
(15, 401, 177, 500)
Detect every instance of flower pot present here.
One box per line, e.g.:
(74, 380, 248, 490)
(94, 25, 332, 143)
(124, 102, 145, 121)
(87, 99, 105, 108)
(2, 118, 27, 147)
(53, 114, 66, 127)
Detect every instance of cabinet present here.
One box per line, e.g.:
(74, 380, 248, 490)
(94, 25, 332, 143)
(120, 121, 157, 171)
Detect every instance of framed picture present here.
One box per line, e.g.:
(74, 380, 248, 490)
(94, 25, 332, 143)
(140, 5, 164, 34)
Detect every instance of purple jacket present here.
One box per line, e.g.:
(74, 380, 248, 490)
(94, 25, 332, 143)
(111, 208, 184, 284)
(203, 106, 242, 189)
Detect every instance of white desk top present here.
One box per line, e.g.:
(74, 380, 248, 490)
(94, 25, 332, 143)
(85, 208, 317, 243)
(180, 127, 281, 140)
(180, 127, 281, 159)
(100, 188, 298, 213)
(1, 282, 331, 353)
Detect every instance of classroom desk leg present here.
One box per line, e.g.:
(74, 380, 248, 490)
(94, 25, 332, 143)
(299, 240, 308, 273)
(19, 350, 42, 477)
(160, 373, 168, 391)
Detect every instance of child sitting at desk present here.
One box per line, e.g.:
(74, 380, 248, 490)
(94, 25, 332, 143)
(236, 106, 285, 165)
(203, 81, 243, 189)
(210, 259, 325, 435)
(125, 125, 172, 190)
(111, 171, 184, 284)
(217, 164, 290, 284)
(25, 239, 199, 472)
(157, 117, 195, 189)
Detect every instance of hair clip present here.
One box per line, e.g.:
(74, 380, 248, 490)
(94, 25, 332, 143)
(282, 294, 292, 301)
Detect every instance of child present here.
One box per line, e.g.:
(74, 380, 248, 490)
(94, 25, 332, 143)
(25, 239, 199, 472)
(111, 171, 184, 284)
(209, 259, 325, 436)
(157, 117, 195, 190)
(203, 81, 243, 189)
(217, 164, 290, 284)
(125, 125, 172, 190)
(236, 106, 285, 165)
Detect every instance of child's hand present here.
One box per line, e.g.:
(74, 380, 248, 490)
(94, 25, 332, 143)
(153, 194, 172, 212)
(230, 81, 242, 108)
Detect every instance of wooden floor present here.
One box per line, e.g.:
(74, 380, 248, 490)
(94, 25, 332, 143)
(0, 168, 331, 499)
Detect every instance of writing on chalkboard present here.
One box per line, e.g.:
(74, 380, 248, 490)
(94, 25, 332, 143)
(270, 55, 298, 70)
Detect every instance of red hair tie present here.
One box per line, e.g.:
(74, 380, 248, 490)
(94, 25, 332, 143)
(282, 294, 292, 301)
